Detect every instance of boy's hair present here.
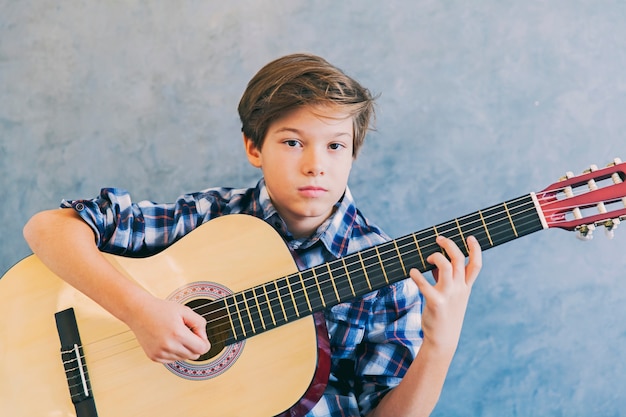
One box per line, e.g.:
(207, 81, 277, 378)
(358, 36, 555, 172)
(238, 53, 376, 156)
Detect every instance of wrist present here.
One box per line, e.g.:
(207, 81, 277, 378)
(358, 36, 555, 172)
(420, 336, 458, 363)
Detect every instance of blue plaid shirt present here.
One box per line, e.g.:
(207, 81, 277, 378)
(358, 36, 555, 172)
(63, 179, 424, 417)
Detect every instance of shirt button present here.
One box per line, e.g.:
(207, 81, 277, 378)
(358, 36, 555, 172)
(74, 202, 85, 211)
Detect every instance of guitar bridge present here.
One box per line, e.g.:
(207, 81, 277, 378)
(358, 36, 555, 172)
(55, 308, 99, 417)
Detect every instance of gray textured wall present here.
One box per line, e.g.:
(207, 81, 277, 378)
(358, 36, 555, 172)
(2, 1, 626, 415)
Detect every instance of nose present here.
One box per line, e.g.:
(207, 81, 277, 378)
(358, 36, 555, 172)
(302, 147, 325, 176)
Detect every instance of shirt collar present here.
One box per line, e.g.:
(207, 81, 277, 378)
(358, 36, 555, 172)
(255, 178, 357, 258)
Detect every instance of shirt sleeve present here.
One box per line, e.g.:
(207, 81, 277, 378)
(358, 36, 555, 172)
(61, 187, 232, 256)
(356, 279, 424, 414)
(323, 279, 424, 416)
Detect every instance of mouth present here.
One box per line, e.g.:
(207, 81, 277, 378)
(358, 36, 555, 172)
(298, 185, 328, 198)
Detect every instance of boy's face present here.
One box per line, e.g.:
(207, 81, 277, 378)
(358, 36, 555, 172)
(244, 105, 354, 238)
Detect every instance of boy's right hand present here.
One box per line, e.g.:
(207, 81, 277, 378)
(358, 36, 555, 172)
(126, 295, 211, 364)
(23, 209, 211, 364)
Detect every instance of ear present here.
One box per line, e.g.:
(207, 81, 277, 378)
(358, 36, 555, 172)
(243, 134, 262, 168)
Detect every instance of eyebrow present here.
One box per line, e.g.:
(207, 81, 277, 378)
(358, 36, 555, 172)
(273, 127, 352, 138)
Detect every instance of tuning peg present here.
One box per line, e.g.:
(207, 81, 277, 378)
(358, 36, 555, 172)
(576, 224, 595, 241)
(599, 218, 621, 239)
(607, 157, 623, 166)
(559, 171, 575, 182)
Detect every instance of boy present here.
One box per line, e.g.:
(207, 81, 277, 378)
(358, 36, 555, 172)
(24, 53, 481, 416)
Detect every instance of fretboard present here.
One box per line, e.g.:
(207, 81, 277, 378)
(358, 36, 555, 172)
(204, 193, 546, 346)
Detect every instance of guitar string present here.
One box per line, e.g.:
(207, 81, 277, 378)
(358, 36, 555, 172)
(77, 187, 619, 366)
(74, 194, 538, 368)
(67, 196, 538, 381)
(57, 195, 609, 397)
(194, 198, 546, 341)
(58, 179, 626, 394)
(88, 191, 600, 355)
(190, 195, 536, 334)
(195, 187, 625, 342)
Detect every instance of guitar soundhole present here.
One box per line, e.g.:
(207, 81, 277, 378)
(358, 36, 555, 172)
(185, 298, 230, 362)
(165, 281, 245, 381)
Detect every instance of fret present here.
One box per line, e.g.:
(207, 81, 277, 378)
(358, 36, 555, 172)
(241, 289, 261, 334)
(242, 294, 254, 334)
(477, 209, 494, 246)
(502, 201, 519, 237)
(341, 258, 357, 297)
(299, 269, 325, 311)
(432, 224, 447, 259)
(413, 228, 438, 269)
(457, 211, 492, 252)
(392, 240, 407, 276)
(232, 293, 252, 337)
(374, 246, 390, 285)
(377, 241, 407, 283)
(285, 275, 300, 318)
(324, 260, 352, 302)
(254, 287, 272, 330)
(454, 218, 469, 253)
(359, 246, 388, 290)
(481, 203, 517, 246)
(273, 280, 288, 323)
(311, 266, 327, 307)
(275, 277, 298, 322)
(295, 271, 313, 313)
(508, 195, 543, 236)
(477, 196, 543, 246)
(326, 264, 341, 302)
(314, 264, 341, 306)
(411, 233, 427, 270)
(261, 284, 277, 327)
(357, 251, 373, 291)
(223, 295, 243, 341)
(395, 234, 423, 273)
(437, 217, 466, 254)
(343, 252, 373, 296)
(288, 273, 311, 316)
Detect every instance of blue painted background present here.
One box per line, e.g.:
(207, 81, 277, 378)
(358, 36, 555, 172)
(2, 1, 625, 415)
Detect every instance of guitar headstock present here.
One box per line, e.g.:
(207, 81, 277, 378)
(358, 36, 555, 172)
(536, 158, 626, 240)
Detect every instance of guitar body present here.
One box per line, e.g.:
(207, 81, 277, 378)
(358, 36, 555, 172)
(0, 215, 323, 417)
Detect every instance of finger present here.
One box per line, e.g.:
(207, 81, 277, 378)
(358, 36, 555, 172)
(181, 308, 212, 357)
(465, 235, 483, 286)
(426, 251, 452, 283)
(433, 235, 466, 275)
(409, 268, 437, 300)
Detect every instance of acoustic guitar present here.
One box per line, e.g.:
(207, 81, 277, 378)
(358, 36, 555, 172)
(1, 159, 625, 416)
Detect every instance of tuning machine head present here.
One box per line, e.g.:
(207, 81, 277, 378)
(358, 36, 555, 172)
(575, 224, 595, 241)
(577, 218, 622, 240)
(597, 218, 621, 239)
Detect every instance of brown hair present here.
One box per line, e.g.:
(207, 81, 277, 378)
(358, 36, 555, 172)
(237, 53, 376, 156)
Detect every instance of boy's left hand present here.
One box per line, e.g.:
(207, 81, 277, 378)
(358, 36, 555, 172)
(409, 235, 482, 355)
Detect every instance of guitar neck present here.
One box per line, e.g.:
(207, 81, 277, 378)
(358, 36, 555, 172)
(208, 193, 547, 346)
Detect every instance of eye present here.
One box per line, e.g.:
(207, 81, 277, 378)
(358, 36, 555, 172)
(284, 139, 301, 147)
(329, 142, 346, 150)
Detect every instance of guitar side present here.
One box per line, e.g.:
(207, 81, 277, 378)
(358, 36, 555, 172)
(0, 214, 320, 417)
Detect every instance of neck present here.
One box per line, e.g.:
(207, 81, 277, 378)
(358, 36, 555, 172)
(213, 192, 546, 346)
(277, 207, 336, 240)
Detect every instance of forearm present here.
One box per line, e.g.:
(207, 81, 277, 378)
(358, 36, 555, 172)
(23, 208, 150, 324)
(369, 236, 482, 416)
(367, 341, 456, 417)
